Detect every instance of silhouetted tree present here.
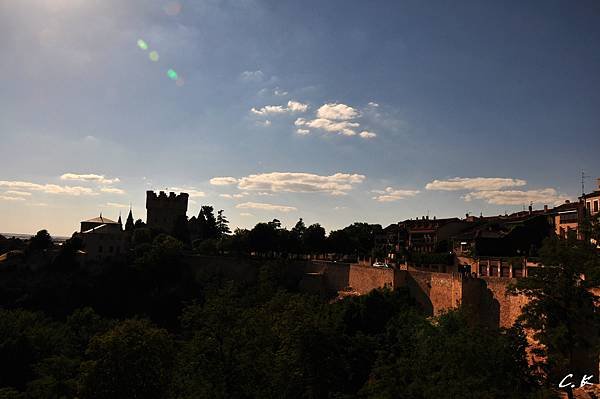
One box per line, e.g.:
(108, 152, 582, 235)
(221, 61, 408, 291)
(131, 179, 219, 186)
(304, 223, 326, 257)
(216, 210, 231, 239)
(198, 206, 218, 241)
(79, 319, 174, 399)
(28, 230, 53, 253)
(290, 218, 306, 256)
(172, 215, 190, 245)
(509, 236, 600, 397)
(133, 219, 146, 229)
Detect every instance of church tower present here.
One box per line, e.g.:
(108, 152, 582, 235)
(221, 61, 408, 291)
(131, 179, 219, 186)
(125, 206, 135, 232)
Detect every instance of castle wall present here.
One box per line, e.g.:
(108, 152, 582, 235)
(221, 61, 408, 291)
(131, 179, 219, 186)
(303, 261, 350, 292)
(479, 277, 529, 328)
(404, 271, 463, 316)
(348, 264, 396, 294)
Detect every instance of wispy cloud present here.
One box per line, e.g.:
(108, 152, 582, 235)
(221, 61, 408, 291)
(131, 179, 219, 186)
(251, 100, 308, 116)
(4, 190, 32, 197)
(210, 177, 238, 186)
(100, 187, 126, 195)
(236, 202, 297, 212)
(372, 187, 420, 202)
(171, 187, 206, 198)
(60, 173, 120, 185)
(463, 189, 570, 206)
(425, 177, 527, 191)
(0, 195, 26, 201)
(0, 180, 96, 196)
(105, 202, 129, 208)
(240, 70, 264, 82)
(237, 172, 365, 195)
(359, 130, 377, 139)
(219, 193, 248, 199)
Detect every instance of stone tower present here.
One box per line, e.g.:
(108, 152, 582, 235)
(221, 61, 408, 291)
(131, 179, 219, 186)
(146, 191, 189, 233)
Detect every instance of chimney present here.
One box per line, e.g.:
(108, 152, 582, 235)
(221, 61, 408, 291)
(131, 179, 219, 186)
(544, 205, 548, 212)
(528, 204, 532, 214)
(565, 200, 570, 204)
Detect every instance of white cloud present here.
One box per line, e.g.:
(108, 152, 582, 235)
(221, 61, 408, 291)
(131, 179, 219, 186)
(368, 102, 379, 107)
(293, 102, 377, 138)
(372, 187, 420, 202)
(170, 187, 206, 198)
(274, 88, 288, 96)
(60, 173, 120, 185)
(0, 180, 96, 196)
(295, 118, 359, 136)
(0, 195, 26, 201)
(237, 172, 365, 195)
(219, 193, 247, 199)
(316, 103, 359, 120)
(236, 202, 297, 213)
(425, 177, 527, 191)
(100, 187, 125, 195)
(105, 202, 129, 208)
(359, 130, 377, 139)
(463, 188, 570, 206)
(4, 190, 32, 196)
(251, 100, 308, 116)
(240, 212, 254, 217)
(210, 177, 238, 186)
(240, 70, 264, 82)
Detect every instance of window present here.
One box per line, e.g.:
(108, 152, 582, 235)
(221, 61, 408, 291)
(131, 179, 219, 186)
(594, 200, 599, 213)
(559, 211, 578, 223)
(587, 202, 592, 212)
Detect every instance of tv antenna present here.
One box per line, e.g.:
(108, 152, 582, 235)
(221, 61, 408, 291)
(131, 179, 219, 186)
(581, 169, 586, 196)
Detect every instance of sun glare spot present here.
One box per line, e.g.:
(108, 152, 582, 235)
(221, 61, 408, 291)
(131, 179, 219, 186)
(137, 39, 148, 51)
(164, 1, 182, 16)
(167, 69, 178, 80)
(149, 51, 160, 62)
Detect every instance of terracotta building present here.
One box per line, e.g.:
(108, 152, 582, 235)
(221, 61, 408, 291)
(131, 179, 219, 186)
(581, 178, 600, 216)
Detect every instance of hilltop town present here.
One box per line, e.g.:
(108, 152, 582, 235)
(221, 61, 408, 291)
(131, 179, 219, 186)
(0, 181, 599, 398)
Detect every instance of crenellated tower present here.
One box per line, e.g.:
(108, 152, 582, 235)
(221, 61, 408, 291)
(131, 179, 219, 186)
(146, 190, 189, 234)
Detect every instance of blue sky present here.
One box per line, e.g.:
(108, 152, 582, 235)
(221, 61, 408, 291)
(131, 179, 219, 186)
(1, 0, 599, 236)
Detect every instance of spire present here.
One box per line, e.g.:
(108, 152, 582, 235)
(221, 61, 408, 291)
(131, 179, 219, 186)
(125, 205, 135, 232)
(118, 212, 123, 225)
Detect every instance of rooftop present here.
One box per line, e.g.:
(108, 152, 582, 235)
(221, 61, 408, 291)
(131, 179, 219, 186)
(82, 216, 119, 224)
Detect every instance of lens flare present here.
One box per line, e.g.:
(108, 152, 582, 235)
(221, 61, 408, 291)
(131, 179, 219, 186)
(149, 51, 159, 62)
(167, 69, 178, 80)
(137, 39, 148, 50)
(164, 1, 182, 16)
